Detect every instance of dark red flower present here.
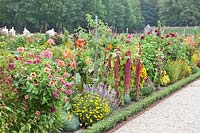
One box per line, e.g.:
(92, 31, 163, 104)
(198, 43, 200, 48)
(141, 35, 145, 40)
(8, 63, 15, 69)
(51, 108, 56, 113)
(126, 39, 131, 43)
(146, 32, 151, 35)
(156, 32, 160, 36)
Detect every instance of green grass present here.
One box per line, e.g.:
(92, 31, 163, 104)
(83, 71, 200, 133)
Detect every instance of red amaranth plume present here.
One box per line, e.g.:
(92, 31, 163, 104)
(107, 54, 112, 70)
(114, 55, 120, 97)
(124, 51, 131, 95)
(135, 57, 142, 100)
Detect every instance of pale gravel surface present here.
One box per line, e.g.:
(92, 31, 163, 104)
(114, 79, 200, 133)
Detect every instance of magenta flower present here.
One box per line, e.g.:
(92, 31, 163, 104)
(51, 108, 56, 113)
(65, 82, 71, 89)
(127, 33, 132, 39)
(53, 90, 59, 99)
(42, 49, 53, 59)
(60, 80, 66, 85)
(9, 63, 15, 68)
(26, 60, 32, 64)
(66, 89, 73, 95)
(48, 75, 53, 79)
(33, 58, 41, 64)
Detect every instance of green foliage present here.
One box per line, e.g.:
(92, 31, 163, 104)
(72, 93, 111, 127)
(166, 59, 192, 83)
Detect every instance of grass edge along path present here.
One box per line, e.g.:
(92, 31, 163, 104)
(83, 71, 200, 133)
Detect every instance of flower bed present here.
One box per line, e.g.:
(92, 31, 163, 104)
(1, 16, 200, 132)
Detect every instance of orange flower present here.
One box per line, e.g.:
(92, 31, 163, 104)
(33, 80, 39, 86)
(30, 72, 37, 78)
(56, 67, 61, 72)
(106, 44, 112, 51)
(63, 50, 71, 59)
(70, 62, 76, 69)
(63, 97, 68, 102)
(44, 67, 51, 73)
(49, 81, 56, 87)
(57, 59, 65, 67)
(27, 77, 32, 80)
(17, 47, 24, 53)
(184, 36, 195, 47)
(76, 39, 84, 48)
(63, 72, 71, 77)
(35, 110, 41, 116)
(24, 95, 29, 100)
(85, 57, 92, 64)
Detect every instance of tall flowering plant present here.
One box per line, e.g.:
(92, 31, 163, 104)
(6, 48, 72, 132)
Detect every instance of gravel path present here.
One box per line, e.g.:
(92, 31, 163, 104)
(114, 79, 200, 133)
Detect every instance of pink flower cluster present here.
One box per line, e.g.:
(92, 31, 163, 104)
(126, 33, 132, 43)
(42, 49, 53, 59)
(53, 90, 59, 100)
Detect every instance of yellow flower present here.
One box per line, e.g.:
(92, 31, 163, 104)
(191, 54, 198, 66)
(186, 66, 192, 75)
(45, 41, 49, 45)
(160, 74, 170, 86)
(65, 42, 71, 47)
(66, 112, 72, 120)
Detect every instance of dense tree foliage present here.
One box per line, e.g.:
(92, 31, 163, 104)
(140, 0, 159, 26)
(0, 0, 200, 33)
(159, 0, 200, 26)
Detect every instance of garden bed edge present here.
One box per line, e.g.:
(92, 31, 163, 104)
(82, 71, 200, 133)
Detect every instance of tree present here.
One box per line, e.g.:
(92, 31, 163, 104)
(159, 0, 200, 26)
(140, 0, 159, 26)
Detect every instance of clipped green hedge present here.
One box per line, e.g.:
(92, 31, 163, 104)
(83, 72, 200, 133)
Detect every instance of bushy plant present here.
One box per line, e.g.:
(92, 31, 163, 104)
(178, 60, 192, 79)
(50, 46, 65, 60)
(166, 60, 182, 83)
(72, 93, 110, 127)
(1, 48, 73, 132)
(0, 54, 19, 131)
(166, 59, 192, 83)
(191, 53, 199, 66)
